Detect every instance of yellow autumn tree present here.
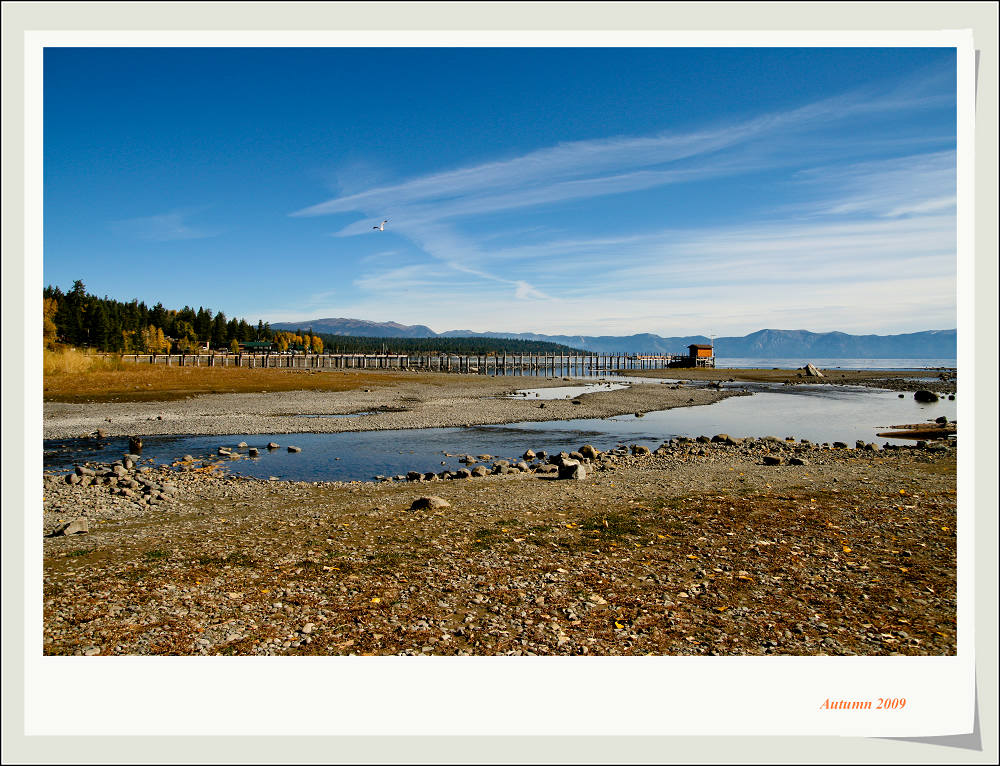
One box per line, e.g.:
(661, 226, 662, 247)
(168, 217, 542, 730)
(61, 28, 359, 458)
(43, 297, 59, 349)
(311, 335, 324, 353)
(139, 325, 169, 353)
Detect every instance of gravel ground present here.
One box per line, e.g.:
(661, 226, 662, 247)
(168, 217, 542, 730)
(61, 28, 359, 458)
(42, 435, 956, 657)
(43, 374, 737, 440)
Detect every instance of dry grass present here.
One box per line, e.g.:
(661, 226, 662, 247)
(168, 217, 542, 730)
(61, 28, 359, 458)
(43, 354, 450, 403)
(43, 347, 126, 376)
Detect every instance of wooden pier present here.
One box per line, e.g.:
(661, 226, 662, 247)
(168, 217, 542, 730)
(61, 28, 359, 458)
(113, 351, 715, 373)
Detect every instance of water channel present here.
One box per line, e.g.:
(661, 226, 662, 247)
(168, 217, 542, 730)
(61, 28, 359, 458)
(44, 379, 956, 483)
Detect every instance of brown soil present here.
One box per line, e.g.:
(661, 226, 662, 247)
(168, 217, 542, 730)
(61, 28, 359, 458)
(43, 367, 441, 404)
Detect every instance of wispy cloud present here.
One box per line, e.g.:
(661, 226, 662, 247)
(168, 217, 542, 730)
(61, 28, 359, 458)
(292, 67, 953, 229)
(109, 209, 220, 242)
(788, 150, 956, 219)
(284, 65, 955, 335)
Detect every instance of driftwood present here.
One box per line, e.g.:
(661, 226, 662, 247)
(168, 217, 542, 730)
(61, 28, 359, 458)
(877, 422, 956, 440)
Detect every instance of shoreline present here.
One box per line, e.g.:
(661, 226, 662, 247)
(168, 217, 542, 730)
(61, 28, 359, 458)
(43, 373, 739, 440)
(43, 366, 958, 441)
(625, 367, 957, 393)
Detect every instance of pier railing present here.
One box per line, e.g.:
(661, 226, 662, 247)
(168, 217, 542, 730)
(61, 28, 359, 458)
(109, 351, 715, 373)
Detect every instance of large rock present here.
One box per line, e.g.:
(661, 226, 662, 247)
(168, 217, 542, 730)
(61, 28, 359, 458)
(579, 444, 599, 460)
(631, 445, 651, 456)
(51, 518, 89, 536)
(558, 460, 587, 480)
(803, 363, 824, 377)
(914, 390, 939, 403)
(471, 466, 489, 477)
(410, 496, 450, 510)
(128, 436, 143, 452)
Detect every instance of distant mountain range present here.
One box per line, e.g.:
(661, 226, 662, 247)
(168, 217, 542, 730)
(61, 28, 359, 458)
(270, 318, 956, 358)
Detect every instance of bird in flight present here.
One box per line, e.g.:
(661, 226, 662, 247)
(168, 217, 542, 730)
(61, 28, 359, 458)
(372, 219, 389, 231)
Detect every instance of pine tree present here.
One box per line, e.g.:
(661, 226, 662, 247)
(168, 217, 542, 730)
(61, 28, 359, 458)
(87, 301, 109, 350)
(211, 313, 228, 348)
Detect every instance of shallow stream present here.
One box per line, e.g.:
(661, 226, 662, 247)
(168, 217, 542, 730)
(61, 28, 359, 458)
(44, 383, 956, 483)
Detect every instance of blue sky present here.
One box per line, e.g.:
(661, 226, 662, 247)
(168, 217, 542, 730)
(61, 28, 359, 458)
(44, 47, 957, 336)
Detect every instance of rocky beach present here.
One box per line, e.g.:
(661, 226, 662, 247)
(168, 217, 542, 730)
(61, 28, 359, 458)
(41, 368, 958, 657)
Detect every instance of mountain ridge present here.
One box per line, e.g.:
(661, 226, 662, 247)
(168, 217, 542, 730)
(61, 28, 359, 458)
(269, 318, 956, 358)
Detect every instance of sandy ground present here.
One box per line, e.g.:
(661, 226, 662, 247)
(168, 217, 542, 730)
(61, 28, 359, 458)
(43, 373, 736, 439)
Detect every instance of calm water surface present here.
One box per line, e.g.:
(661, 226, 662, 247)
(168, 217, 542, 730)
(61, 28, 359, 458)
(44, 383, 956, 483)
(715, 358, 956, 370)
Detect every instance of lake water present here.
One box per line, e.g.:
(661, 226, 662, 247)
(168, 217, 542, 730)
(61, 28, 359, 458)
(425, 358, 956, 377)
(505, 381, 629, 399)
(714, 358, 956, 370)
(44, 383, 956, 483)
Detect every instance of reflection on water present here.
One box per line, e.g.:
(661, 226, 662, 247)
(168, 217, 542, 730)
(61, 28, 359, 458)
(508, 381, 629, 400)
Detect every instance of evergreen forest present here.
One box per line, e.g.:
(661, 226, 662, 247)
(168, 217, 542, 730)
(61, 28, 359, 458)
(43, 281, 583, 355)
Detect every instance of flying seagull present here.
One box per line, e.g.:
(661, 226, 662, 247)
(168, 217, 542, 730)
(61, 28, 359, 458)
(372, 219, 389, 231)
